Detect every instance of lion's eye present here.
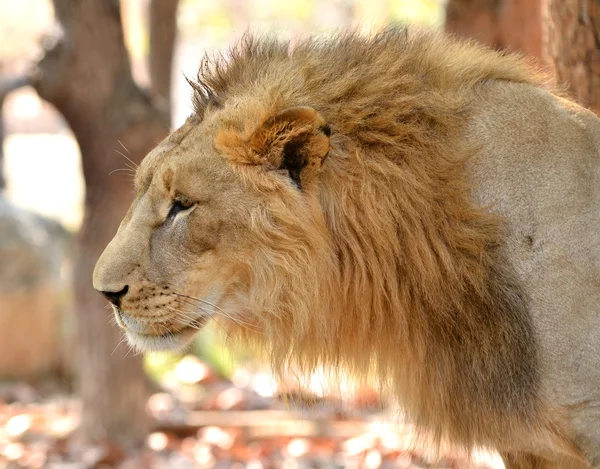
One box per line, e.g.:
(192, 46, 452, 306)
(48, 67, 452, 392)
(167, 199, 193, 220)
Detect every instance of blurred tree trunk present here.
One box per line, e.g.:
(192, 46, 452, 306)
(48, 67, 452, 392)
(445, 0, 544, 61)
(544, 0, 600, 114)
(149, 0, 179, 124)
(33, 0, 171, 446)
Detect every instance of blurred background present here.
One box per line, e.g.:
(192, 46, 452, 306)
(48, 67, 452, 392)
(0, 0, 594, 467)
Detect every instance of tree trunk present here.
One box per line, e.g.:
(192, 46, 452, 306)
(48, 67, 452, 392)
(149, 0, 179, 125)
(445, 0, 544, 61)
(33, 0, 170, 446)
(544, 0, 600, 114)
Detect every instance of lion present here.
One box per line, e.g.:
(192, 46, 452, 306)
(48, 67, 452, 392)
(93, 28, 600, 469)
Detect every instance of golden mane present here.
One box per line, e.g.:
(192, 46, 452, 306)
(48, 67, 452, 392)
(190, 27, 545, 117)
(196, 28, 553, 450)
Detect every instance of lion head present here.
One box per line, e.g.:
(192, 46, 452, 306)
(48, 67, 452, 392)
(93, 101, 337, 353)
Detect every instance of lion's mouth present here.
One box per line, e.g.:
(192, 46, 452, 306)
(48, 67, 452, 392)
(125, 320, 209, 352)
(113, 307, 208, 352)
(126, 326, 198, 352)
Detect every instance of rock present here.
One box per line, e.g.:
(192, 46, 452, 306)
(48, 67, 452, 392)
(0, 195, 71, 379)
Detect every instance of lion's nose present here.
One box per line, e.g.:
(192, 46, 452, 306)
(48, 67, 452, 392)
(98, 285, 129, 308)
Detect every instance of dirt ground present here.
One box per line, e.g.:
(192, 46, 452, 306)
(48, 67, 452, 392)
(0, 355, 504, 469)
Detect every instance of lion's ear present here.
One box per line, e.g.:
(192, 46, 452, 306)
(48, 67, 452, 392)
(249, 106, 330, 189)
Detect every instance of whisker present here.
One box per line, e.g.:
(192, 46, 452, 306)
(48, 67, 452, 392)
(117, 139, 133, 156)
(109, 166, 135, 173)
(123, 342, 136, 358)
(170, 292, 229, 317)
(170, 296, 199, 310)
(167, 295, 259, 333)
(165, 307, 238, 344)
(169, 293, 230, 317)
(108, 167, 136, 178)
(211, 317, 238, 345)
(164, 306, 206, 327)
(114, 148, 139, 172)
(126, 340, 144, 357)
(165, 305, 209, 324)
(170, 298, 233, 325)
(123, 162, 137, 172)
(112, 334, 129, 356)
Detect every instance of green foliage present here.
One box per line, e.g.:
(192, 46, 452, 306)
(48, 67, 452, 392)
(190, 322, 239, 378)
(143, 322, 252, 383)
(144, 350, 181, 383)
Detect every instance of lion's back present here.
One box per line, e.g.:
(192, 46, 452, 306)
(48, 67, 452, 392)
(467, 80, 600, 462)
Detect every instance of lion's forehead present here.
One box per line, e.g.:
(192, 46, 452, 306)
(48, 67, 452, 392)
(135, 143, 176, 195)
(134, 127, 247, 209)
(135, 118, 205, 195)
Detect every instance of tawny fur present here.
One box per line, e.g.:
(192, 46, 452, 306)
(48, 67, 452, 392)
(93, 28, 599, 468)
(207, 29, 549, 449)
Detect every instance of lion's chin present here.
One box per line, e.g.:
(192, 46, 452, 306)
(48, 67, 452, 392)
(124, 324, 200, 353)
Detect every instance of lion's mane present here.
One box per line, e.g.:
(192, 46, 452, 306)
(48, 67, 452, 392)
(190, 29, 559, 451)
